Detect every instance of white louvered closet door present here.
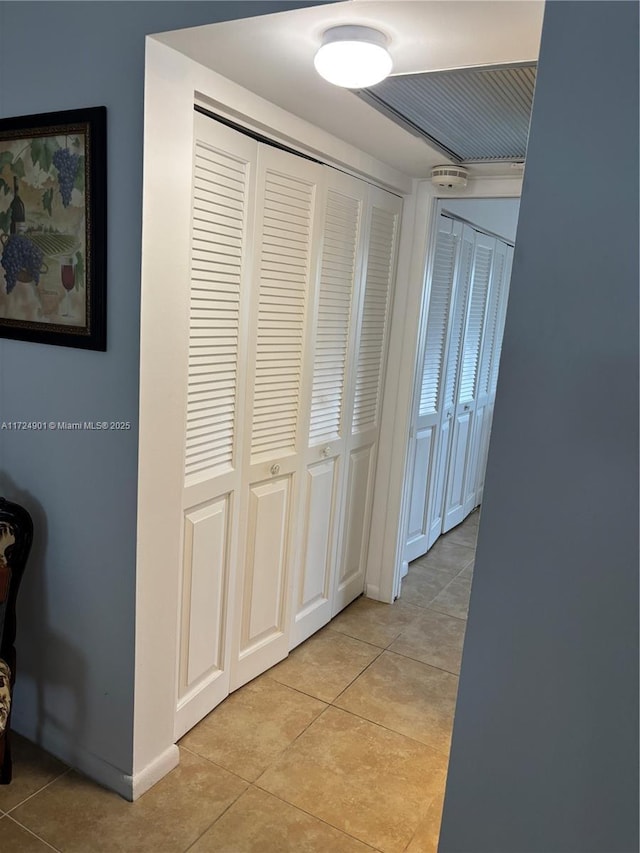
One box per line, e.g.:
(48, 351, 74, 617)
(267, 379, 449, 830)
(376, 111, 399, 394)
(443, 230, 495, 532)
(404, 214, 462, 563)
(465, 238, 508, 513)
(476, 243, 514, 505)
(230, 145, 325, 690)
(334, 186, 402, 615)
(426, 222, 475, 547)
(175, 114, 257, 738)
(292, 172, 367, 647)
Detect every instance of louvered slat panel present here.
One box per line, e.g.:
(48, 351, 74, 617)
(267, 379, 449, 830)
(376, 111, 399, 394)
(251, 171, 314, 459)
(419, 225, 457, 415)
(185, 143, 247, 481)
(352, 206, 398, 432)
(443, 231, 474, 409)
(309, 191, 361, 444)
(479, 249, 506, 397)
(459, 242, 493, 402)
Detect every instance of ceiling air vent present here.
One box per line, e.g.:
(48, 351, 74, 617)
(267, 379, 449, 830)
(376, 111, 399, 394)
(431, 165, 468, 189)
(358, 63, 536, 163)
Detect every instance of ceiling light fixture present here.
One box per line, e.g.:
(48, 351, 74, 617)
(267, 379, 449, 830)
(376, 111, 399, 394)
(314, 26, 393, 89)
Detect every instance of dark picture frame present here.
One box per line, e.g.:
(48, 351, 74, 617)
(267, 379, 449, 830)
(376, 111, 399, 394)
(0, 107, 106, 350)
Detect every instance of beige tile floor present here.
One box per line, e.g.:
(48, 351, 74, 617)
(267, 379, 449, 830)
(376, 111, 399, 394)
(0, 512, 478, 853)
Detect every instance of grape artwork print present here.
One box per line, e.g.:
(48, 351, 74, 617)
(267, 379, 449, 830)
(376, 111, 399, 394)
(0, 108, 106, 350)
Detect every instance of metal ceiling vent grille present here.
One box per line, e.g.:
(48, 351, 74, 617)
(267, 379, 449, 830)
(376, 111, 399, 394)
(358, 63, 536, 163)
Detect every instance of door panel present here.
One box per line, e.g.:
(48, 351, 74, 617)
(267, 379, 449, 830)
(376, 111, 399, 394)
(443, 231, 494, 532)
(293, 174, 367, 647)
(337, 444, 374, 602)
(232, 145, 325, 688)
(404, 214, 462, 561)
(300, 460, 337, 608)
(183, 499, 229, 687)
(405, 425, 434, 560)
(445, 408, 472, 529)
(334, 187, 402, 615)
(242, 477, 290, 649)
(428, 412, 452, 547)
(175, 114, 257, 739)
(466, 401, 486, 512)
(175, 498, 230, 735)
(430, 223, 474, 537)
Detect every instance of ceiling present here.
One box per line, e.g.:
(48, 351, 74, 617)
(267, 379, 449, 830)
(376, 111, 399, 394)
(155, 0, 544, 179)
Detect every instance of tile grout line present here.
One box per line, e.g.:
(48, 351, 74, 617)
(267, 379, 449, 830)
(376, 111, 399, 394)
(400, 792, 438, 853)
(327, 702, 454, 760)
(248, 782, 380, 850)
(426, 602, 469, 621)
(180, 765, 248, 853)
(5, 813, 62, 852)
(382, 646, 464, 678)
(5, 766, 72, 816)
(252, 701, 334, 788)
(178, 743, 254, 786)
(330, 646, 387, 706)
(325, 623, 388, 650)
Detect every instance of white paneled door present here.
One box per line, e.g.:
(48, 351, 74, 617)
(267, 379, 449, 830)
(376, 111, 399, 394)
(175, 109, 403, 730)
(465, 238, 507, 513)
(334, 187, 402, 615)
(175, 115, 257, 739)
(292, 172, 367, 647)
(428, 222, 475, 543)
(402, 209, 514, 570)
(404, 214, 462, 563)
(443, 230, 494, 533)
(231, 146, 325, 690)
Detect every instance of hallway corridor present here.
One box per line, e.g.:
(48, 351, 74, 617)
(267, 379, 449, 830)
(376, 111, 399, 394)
(0, 513, 478, 853)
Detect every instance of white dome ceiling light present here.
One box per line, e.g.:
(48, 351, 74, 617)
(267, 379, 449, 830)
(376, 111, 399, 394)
(314, 26, 393, 89)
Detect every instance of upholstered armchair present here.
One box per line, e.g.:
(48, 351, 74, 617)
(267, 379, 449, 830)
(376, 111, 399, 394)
(0, 497, 33, 784)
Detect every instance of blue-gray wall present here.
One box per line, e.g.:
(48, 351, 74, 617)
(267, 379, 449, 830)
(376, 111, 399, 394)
(0, 1, 321, 777)
(439, 2, 639, 851)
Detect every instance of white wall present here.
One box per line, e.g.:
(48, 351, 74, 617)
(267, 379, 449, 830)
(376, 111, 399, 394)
(439, 2, 639, 850)
(439, 197, 520, 243)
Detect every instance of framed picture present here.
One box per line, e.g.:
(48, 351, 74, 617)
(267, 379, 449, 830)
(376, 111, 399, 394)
(0, 107, 106, 350)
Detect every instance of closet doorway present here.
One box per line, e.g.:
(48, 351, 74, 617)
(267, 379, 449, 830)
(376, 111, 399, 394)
(172, 108, 402, 736)
(401, 198, 519, 573)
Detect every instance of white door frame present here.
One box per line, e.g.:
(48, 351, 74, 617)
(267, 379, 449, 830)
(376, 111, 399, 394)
(134, 36, 522, 798)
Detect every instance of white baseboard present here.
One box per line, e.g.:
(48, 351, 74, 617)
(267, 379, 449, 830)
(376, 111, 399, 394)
(130, 744, 180, 801)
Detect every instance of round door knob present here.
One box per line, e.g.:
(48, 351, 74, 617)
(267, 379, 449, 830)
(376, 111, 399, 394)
(322, 445, 331, 458)
(464, 404, 470, 411)
(270, 464, 280, 476)
(447, 411, 452, 418)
